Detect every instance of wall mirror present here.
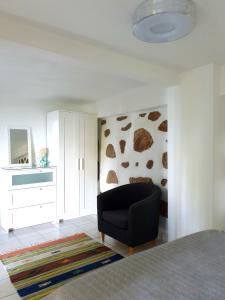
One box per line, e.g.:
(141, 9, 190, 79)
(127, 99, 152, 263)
(8, 128, 32, 167)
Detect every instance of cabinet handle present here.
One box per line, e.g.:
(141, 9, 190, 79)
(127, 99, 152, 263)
(78, 158, 80, 170)
(40, 188, 42, 190)
(81, 158, 85, 170)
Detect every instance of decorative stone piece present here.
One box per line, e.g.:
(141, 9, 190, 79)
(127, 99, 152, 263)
(133, 128, 153, 152)
(162, 152, 168, 169)
(158, 120, 168, 132)
(129, 177, 153, 184)
(121, 123, 132, 131)
(135, 162, 139, 167)
(119, 140, 126, 154)
(121, 162, 129, 168)
(104, 129, 110, 137)
(117, 116, 127, 121)
(139, 113, 147, 118)
(106, 144, 116, 158)
(146, 160, 154, 169)
(161, 179, 168, 186)
(148, 111, 161, 121)
(101, 119, 106, 125)
(106, 170, 118, 184)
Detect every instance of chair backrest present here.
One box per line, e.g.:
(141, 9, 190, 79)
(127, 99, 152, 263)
(116, 183, 160, 208)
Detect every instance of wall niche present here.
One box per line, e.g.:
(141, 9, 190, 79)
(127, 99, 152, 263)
(100, 106, 168, 202)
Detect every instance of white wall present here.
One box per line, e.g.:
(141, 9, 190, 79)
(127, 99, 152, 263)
(0, 100, 83, 167)
(213, 81, 225, 231)
(168, 64, 218, 240)
(82, 84, 167, 117)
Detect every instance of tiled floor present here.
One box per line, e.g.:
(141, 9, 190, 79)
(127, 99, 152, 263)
(0, 215, 163, 300)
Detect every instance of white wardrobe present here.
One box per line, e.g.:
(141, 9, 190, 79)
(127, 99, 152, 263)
(47, 111, 97, 220)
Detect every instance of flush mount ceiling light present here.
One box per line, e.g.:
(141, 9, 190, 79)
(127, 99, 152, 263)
(133, 0, 196, 43)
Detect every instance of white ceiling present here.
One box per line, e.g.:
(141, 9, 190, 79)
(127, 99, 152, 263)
(0, 41, 144, 103)
(0, 0, 224, 70)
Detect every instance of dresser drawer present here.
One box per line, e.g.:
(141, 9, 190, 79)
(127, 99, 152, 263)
(10, 186, 56, 209)
(9, 203, 56, 229)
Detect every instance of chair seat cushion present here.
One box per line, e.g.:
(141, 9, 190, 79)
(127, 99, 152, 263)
(102, 209, 129, 229)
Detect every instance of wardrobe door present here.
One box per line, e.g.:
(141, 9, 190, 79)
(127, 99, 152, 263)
(79, 114, 85, 216)
(63, 112, 80, 219)
(80, 114, 97, 216)
(47, 110, 64, 221)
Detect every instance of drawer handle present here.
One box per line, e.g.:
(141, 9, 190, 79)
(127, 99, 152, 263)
(40, 188, 42, 190)
(40, 206, 42, 208)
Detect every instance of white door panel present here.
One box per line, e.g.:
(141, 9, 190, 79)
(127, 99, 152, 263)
(64, 112, 80, 219)
(81, 114, 97, 215)
(79, 115, 85, 215)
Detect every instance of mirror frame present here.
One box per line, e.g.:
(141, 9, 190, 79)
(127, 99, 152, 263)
(8, 127, 32, 168)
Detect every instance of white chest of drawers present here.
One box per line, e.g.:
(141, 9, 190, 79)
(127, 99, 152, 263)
(0, 167, 57, 232)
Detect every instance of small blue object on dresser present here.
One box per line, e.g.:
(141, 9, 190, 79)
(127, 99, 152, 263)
(39, 148, 49, 168)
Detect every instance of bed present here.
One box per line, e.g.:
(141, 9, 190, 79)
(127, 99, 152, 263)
(44, 230, 225, 300)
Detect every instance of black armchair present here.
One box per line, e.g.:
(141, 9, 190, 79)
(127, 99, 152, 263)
(97, 183, 161, 251)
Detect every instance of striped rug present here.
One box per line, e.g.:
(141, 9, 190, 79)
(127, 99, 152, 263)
(0, 233, 123, 299)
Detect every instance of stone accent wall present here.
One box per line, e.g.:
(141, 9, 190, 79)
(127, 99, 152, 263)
(100, 106, 168, 201)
